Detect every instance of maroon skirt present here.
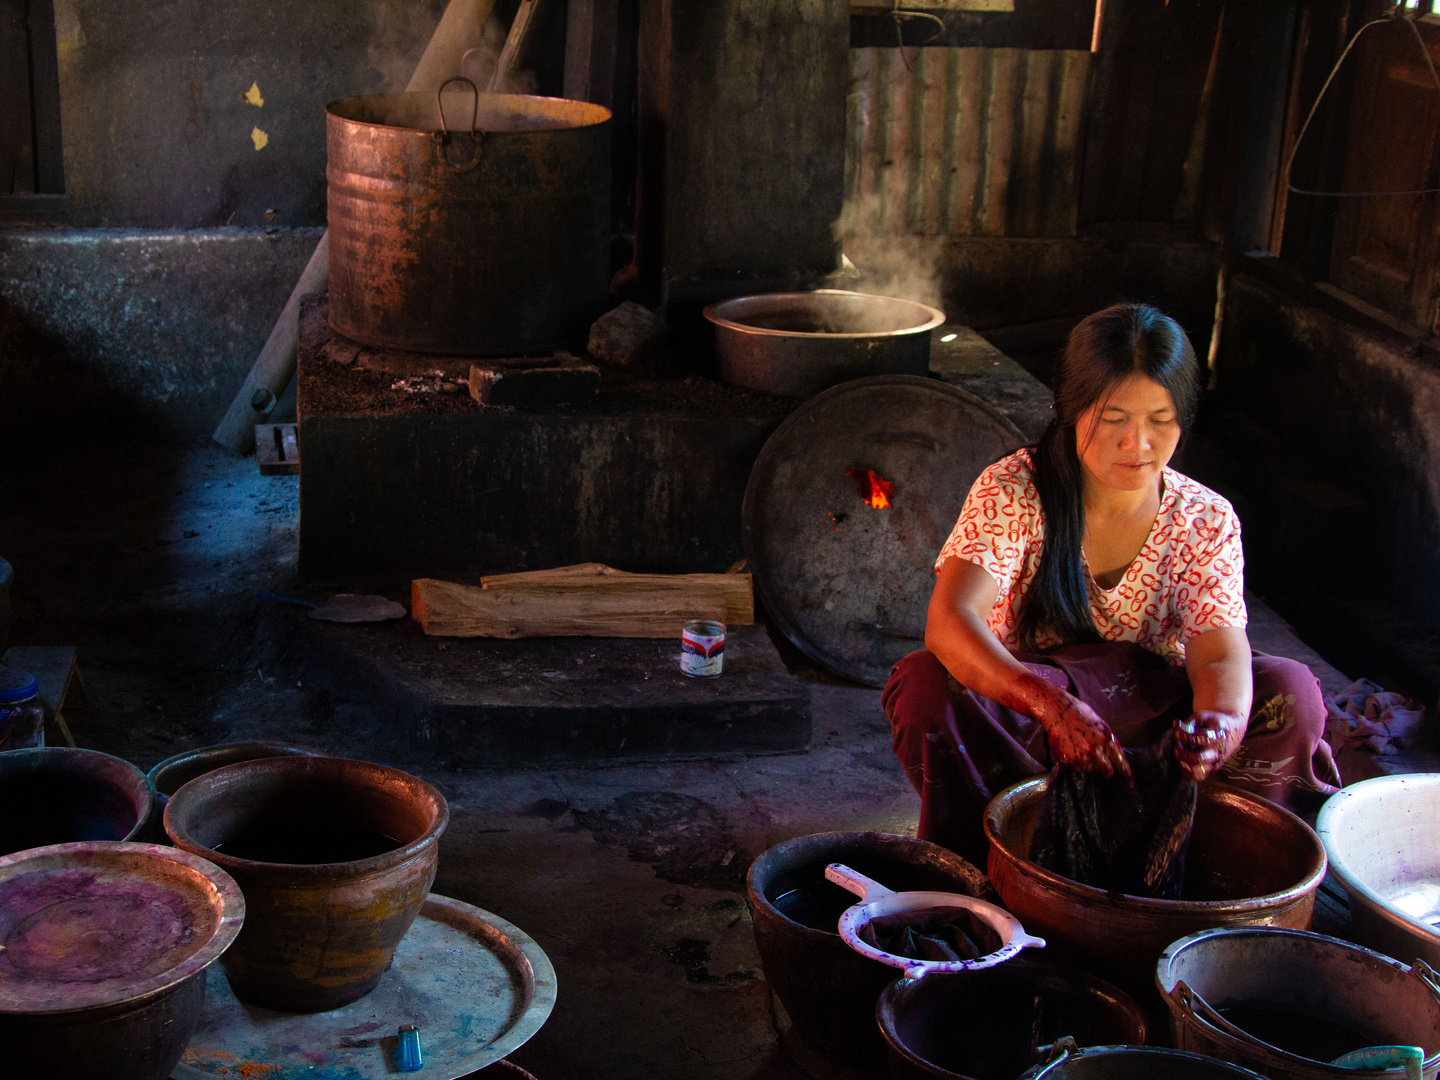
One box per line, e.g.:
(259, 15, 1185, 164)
(883, 642, 1343, 866)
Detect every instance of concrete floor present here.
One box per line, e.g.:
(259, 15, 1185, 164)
(0, 438, 918, 1080)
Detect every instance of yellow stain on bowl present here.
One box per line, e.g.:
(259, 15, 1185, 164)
(251, 127, 268, 151)
(242, 81, 264, 107)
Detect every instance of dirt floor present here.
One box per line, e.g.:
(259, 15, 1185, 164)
(6, 430, 1436, 1080)
(0, 436, 915, 1080)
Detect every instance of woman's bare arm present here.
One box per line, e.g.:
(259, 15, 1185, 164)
(926, 558, 1131, 780)
(1177, 626, 1252, 779)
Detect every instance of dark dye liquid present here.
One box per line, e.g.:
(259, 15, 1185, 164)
(1216, 1003, 1377, 1062)
(212, 823, 403, 864)
(0, 774, 140, 856)
(770, 880, 857, 934)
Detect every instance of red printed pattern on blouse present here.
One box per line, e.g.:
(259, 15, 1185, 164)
(935, 449, 1246, 662)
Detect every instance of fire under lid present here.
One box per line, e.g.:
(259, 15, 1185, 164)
(0, 841, 244, 1013)
(743, 375, 1026, 688)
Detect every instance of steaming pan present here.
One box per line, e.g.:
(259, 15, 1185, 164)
(826, 862, 1044, 979)
(705, 289, 944, 398)
(742, 375, 1025, 686)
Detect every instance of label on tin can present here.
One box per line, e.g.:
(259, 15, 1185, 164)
(681, 621, 726, 677)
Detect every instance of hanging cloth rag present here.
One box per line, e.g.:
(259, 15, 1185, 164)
(1031, 732, 1198, 899)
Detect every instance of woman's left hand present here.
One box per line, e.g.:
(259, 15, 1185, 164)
(1174, 710, 1246, 781)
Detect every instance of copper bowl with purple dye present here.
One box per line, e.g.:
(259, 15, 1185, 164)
(984, 778, 1326, 993)
(0, 840, 244, 1080)
(164, 755, 449, 1012)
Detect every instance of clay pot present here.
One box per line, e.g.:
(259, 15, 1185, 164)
(147, 740, 323, 799)
(746, 831, 990, 1070)
(163, 755, 448, 1012)
(0, 747, 154, 856)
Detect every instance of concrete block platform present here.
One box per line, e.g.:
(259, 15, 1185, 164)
(290, 615, 813, 768)
(296, 296, 799, 579)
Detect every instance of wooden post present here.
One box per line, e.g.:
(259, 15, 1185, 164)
(565, 0, 619, 106)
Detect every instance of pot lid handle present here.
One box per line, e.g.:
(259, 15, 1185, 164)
(1029, 1037, 1080, 1079)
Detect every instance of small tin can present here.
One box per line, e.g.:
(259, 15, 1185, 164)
(681, 620, 726, 677)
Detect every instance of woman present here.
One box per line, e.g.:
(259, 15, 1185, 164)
(884, 302, 1341, 866)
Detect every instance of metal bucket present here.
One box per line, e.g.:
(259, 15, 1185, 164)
(878, 961, 1147, 1080)
(1157, 927, 1440, 1079)
(1317, 774, 1440, 969)
(704, 290, 944, 398)
(327, 80, 611, 356)
(1017, 1039, 1267, 1079)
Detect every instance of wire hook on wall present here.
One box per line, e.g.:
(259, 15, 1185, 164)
(890, 3, 947, 71)
(1284, 5, 1440, 198)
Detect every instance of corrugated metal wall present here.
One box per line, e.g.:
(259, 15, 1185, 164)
(845, 47, 1092, 238)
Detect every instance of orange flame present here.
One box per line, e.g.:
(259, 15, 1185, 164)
(845, 466, 894, 509)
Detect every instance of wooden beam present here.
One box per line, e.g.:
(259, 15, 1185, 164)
(412, 563, 754, 638)
(491, 0, 544, 92)
(564, 0, 619, 106)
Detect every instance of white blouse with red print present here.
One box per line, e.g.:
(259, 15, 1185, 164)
(936, 449, 1247, 663)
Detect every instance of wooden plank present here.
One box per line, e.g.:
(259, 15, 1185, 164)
(920, 47, 949, 234)
(982, 48, 1020, 236)
(411, 564, 754, 638)
(255, 423, 300, 476)
(886, 48, 912, 234)
(0, 0, 35, 195)
(491, 0, 544, 92)
(953, 47, 986, 234)
(1046, 48, 1091, 236)
(1010, 49, 1055, 237)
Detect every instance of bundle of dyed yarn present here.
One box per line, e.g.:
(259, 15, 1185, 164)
(1031, 732, 1197, 899)
(858, 906, 1003, 962)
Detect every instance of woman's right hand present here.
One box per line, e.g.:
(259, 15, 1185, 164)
(1004, 671, 1133, 783)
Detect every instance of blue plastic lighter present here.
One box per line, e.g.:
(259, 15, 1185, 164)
(398, 1024, 423, 1072)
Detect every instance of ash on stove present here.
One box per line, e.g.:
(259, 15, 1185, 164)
(389, 370, 468, 395)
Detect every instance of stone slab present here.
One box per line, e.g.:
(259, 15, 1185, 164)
(293, 617, 812, 766)
(0, 228, 317, 440)
(928, 323, 1053, 440)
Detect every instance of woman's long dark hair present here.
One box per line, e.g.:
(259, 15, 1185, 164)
(1017, 302, 1201, 651)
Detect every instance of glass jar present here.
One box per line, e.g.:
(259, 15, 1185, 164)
(0, 667, 43, 750)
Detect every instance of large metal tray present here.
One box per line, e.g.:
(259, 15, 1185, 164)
(172, 893, 556, 1080)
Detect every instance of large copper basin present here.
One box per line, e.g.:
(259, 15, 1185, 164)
(984, 778, 1326, 988)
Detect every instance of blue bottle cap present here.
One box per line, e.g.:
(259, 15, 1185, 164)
(0, 668, 38, 704)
